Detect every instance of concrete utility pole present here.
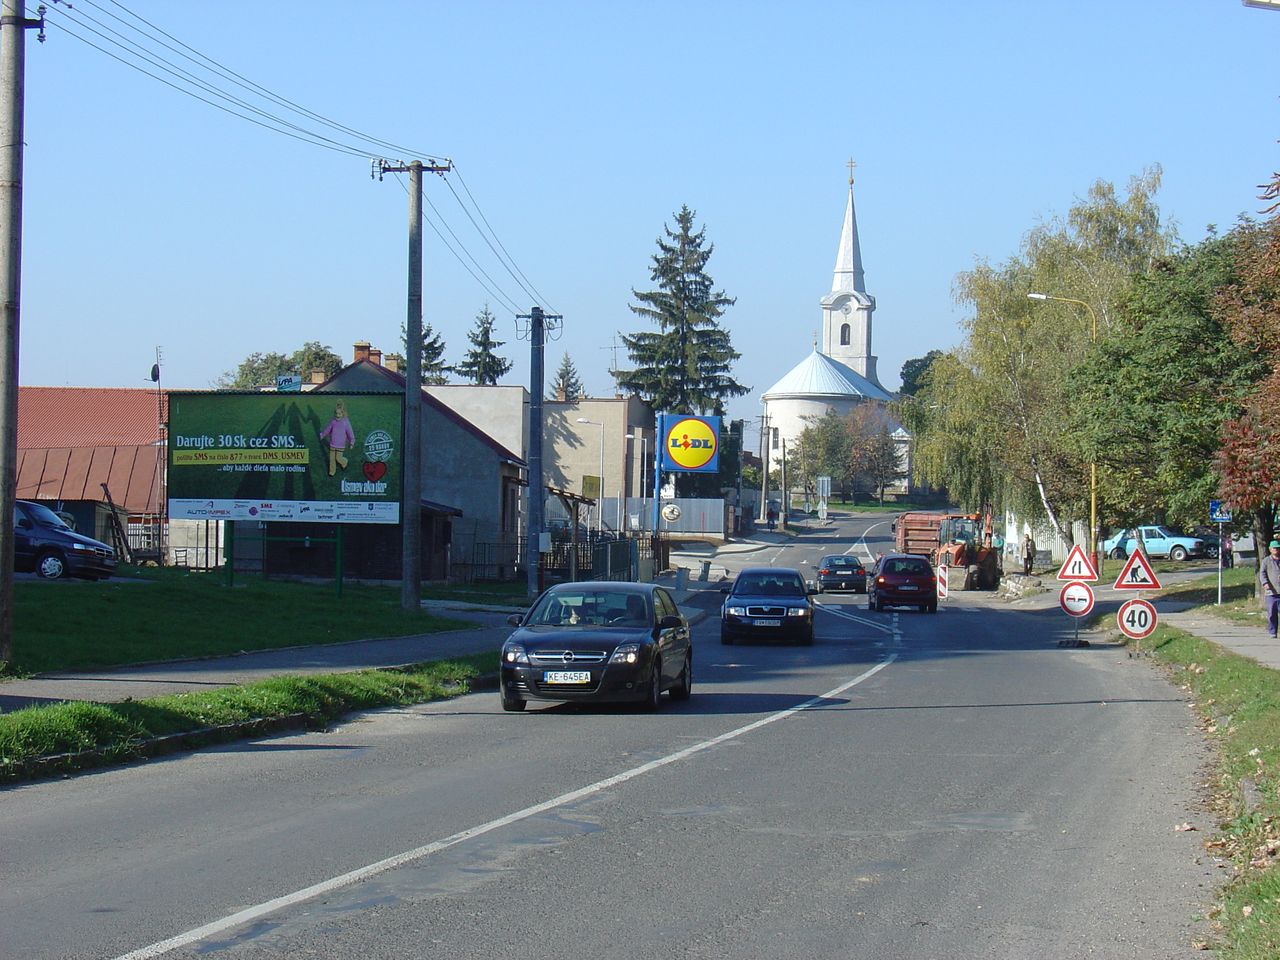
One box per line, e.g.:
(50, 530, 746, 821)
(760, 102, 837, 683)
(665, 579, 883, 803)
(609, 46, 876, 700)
(757, 412, 770, 524)
(0, 2, 44, 666)
(518, 306, 562, 598)
(376, 158, 450, 611)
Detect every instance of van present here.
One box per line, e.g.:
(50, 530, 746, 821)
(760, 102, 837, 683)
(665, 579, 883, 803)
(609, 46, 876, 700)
(14, 500, 118, 580)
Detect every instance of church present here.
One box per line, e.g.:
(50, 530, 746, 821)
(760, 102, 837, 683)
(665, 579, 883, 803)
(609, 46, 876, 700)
(760, 169, 911, 494)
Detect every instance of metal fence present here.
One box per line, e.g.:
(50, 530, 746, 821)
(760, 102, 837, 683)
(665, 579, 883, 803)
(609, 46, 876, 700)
(459, 533, 671, 586)
(547, 497, 728, 538)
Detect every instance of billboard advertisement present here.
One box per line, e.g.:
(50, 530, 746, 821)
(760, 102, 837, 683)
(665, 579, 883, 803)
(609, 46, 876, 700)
(168, 392, 404, 524)
(659, 414, 721, 473)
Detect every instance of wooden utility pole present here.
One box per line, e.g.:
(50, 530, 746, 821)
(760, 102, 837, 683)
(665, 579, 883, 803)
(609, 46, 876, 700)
(375, 158, 450, 610)
(0, 2, 43, 665)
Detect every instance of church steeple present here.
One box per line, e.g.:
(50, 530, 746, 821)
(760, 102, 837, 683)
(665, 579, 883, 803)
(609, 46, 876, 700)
(831, 160, 866, 294)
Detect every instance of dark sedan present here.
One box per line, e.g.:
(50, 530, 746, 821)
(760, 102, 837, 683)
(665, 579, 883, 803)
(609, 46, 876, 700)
(720, 566, 815, 645)
(868, 553, 937, 613)
(499, 581, 691, 712)
(816, 554, 867, 593)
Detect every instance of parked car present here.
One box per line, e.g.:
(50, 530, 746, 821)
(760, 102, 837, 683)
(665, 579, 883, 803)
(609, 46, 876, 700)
(719, 566, 815, 645)
(815, 554, 867, 593)
(1102, 525, 1207, 562)
(13, 499, 117, 580)
(499, 581, 691, 712)
(868, 553, 937, 613)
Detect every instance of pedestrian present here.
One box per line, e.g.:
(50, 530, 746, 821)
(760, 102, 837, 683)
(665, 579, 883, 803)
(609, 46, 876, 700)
(1222, 532, 1234, 569)
(1261, 540, 1280, 639)
(1021, 533, 1037, 576)
(766, 506, 777, 532)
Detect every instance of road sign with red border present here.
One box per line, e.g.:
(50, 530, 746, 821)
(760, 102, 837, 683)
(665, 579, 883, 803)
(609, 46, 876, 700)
(1116, 598, 1158, 640)
(1056, 543, 1098, 582)
(1059, 582, 1095, 618)
(1113, 550, 1162, 591)
(937, 564, 948, 600)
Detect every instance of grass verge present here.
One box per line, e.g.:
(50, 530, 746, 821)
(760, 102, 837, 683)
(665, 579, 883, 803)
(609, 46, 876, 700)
(7, 566, 475, 675)
(0, 652, 498, 783)
(1131, 619, 1280, 956)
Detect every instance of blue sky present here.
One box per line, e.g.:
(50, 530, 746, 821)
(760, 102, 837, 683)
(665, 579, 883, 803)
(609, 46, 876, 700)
(17, 0, 1280, 441)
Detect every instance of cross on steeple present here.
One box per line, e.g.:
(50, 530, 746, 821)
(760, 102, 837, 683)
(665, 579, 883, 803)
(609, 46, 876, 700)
(847, 157, 856, 185)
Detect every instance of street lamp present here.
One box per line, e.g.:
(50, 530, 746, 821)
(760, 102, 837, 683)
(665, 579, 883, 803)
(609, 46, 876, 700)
(626, 431, 647, 531)
(577, 417, 605, 536)
(1028, 292, 1100, 570)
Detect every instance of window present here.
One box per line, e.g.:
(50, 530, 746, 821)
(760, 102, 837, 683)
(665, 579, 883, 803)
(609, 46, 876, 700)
(771, 427, 779, 449)
(840, 323, 851, 345)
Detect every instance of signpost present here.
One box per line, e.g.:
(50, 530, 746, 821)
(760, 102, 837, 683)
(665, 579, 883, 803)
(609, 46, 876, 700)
(1058, 581, 1095, 647)
(1210, 500, 1232, 606)
(1056, 543, 1098, 582)
(1117, 598, 1158, 641)
(937, 563, 948, 602)
(1113, 551, 1162, 591)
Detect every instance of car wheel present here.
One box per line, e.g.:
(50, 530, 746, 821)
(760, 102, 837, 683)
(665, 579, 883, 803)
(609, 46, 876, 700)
(500, 688, 526, 712)
(799, 628, 814, 646)
(927, 602, 938, 613)
(669, 652, 692, 701)
(36, 550, 67, 580)
(1110, 547, 1127, 560)
(1170, 546, 1188, 561)
(641, 659, 662, 712)
(1205, 545, 1219, 559)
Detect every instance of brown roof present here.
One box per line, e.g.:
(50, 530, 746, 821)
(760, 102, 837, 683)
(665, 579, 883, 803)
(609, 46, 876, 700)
(18, 386, 167, 449)
(16, 445, 162, 514)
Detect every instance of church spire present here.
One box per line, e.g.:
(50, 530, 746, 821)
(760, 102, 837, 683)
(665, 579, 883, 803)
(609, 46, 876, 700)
(831, 159, 866, 294)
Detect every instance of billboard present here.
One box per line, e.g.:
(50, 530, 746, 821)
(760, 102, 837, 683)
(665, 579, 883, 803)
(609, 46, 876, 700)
(168, 392, 404, 524)
(659, 414, 721, 473)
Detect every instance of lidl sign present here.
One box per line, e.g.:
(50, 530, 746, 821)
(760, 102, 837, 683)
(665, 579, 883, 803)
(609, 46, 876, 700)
(660, 414, 721, 473)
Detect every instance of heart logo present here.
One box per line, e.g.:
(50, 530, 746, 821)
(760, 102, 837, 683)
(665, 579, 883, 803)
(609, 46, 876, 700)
(363, 462, 386, 482)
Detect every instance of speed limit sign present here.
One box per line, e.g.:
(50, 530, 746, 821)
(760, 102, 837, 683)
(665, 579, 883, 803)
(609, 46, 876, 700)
(1117, 598, 1158, 640)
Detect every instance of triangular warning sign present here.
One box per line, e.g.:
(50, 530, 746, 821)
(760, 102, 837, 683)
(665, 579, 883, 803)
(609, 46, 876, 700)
(1114, 550, 1162, 591)
(1056, 543, 1098, 581)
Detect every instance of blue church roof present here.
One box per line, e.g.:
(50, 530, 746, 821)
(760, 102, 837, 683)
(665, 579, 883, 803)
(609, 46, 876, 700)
(761, 350, 893, 402)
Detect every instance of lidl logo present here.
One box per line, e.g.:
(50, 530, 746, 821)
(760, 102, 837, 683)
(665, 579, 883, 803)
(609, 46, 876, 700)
(664, 417, 719, 471)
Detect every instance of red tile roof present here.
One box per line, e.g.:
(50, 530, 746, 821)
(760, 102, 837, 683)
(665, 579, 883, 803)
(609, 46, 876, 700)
(18, 386, 167, 449)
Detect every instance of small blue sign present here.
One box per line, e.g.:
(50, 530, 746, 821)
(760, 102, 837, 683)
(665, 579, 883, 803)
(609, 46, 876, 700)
(1209, 500, 1232, 523)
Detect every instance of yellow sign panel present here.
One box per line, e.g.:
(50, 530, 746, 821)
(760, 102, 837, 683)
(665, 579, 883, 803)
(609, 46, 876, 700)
(172, 449, 311, 466)
(664, 417, 718, 470)
(582, 475, 601, 499)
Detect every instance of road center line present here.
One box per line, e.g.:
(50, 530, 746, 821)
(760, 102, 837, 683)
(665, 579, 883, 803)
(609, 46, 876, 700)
(112, 656, 897, 960)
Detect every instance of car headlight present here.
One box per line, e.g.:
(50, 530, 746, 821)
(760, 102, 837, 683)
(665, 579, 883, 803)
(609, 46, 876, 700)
(609, 644, 641, 664)
(71, 542, 90, 551)
(502, 643, 529, 665)
(725, 605, 746, 616)
(787, 607, 810, 618)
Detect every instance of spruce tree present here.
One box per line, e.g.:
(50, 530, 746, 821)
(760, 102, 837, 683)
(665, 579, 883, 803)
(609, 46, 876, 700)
(401, 320, 452, 384)
(616, 205, 749, 415)
(453, 304, 512, 385)
(549, 352, 584, 401)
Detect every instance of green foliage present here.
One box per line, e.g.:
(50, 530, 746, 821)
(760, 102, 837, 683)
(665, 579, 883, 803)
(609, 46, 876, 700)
(454, 304, 512, 385)
(216, 342, 343, 389)
(549, 351, 584, 401)
(617, 205, 749, 415)
(898, 350, 944, 397)
(401, 320, 452, 385)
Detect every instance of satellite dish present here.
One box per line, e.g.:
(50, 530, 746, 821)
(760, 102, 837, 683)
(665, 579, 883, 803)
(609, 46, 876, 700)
(149, 364, 160, 383)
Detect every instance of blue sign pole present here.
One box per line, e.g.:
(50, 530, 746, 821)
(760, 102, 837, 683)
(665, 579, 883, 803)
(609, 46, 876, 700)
(651, 412, 664, 535)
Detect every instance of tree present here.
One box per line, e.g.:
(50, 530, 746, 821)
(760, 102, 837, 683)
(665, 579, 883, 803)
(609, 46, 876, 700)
(453, 304, 512, 385)
(401, 320, 452, 385)
(846, 404, 904, 502)
(549, 352, 584, 401)
(616, 205, 749, 415)
(898, 350, 944, 397)
(216, 341, 342, 389)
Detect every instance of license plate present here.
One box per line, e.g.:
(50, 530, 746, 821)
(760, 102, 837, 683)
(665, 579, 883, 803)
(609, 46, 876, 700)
(543, 670, 591, 684)
(900, 585, 918, 591)
(754, 619, 782, 627)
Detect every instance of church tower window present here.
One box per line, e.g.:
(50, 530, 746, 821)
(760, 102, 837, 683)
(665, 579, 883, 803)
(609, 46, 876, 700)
(840, 323, 851, 346)
(771, 427, 779, 450)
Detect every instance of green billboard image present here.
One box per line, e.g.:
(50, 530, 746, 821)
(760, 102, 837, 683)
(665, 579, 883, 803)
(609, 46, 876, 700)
(167, 392, 404, 524)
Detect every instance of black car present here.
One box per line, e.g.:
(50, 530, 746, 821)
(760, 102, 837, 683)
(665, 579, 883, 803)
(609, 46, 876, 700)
(815, 554, 867, 593)
(719, 566, 815, 645)
(499, 581, 691, 712)
(14, 500, 118, 580)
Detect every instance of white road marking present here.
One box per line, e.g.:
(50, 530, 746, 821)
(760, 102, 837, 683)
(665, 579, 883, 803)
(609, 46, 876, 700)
(112, 657, 897, 960)
(814, 600, 894, 634)
(851, 518, 893, 566)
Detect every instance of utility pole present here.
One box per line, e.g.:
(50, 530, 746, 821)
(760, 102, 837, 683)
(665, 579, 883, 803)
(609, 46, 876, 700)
(757, 412, 770, 524)
(375, 158, 451, 611)
(518, 306, 562, 598)
(0, 2, 44, 666)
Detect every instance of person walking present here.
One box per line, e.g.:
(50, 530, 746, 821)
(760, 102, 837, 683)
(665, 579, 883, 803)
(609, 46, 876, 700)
(1222, 532, 1234, 569)
(1021, 533, 1037, 576)
(1262, 540, 1280, 639)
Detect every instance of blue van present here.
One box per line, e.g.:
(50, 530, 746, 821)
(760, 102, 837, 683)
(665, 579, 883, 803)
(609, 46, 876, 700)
(14, 500, 118, 580)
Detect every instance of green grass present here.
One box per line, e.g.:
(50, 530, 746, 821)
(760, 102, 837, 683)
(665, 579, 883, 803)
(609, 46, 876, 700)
(0, 653, 498, 781)
(6, 566, 474, 675)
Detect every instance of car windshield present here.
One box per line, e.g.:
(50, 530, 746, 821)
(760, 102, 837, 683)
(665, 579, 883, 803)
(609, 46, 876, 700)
(1156, 526, 1178, 538)
(20, 502, 70, 530)
(884, 558, 931, 576)
(735, 573, 805, 596)
(823, 556, 859, 568)
(527, 589, 650, 627)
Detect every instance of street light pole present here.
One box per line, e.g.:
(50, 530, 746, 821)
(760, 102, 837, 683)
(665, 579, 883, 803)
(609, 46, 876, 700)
(1028, 292, 1099, 571)
(577, 417, 604, 536)
(626, 431, 647, 528)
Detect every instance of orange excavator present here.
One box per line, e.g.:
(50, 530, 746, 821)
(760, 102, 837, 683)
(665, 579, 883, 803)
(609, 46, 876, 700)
(935, 509, 1001, 590)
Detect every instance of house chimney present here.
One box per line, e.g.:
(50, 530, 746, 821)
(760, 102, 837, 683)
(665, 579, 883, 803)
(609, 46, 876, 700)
(309, 368, 327, 384)
(369, 347, 382, 366)
(384, 355, 401, 373)
(353, 340, 371, 363)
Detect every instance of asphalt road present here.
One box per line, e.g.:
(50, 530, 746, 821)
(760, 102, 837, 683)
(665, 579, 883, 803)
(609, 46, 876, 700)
(0, 514, 1217, 959)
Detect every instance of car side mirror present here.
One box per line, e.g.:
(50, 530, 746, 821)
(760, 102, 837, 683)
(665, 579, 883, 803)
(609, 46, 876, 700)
(719, 584, 731, 594)
(16, 518, 30, 530)
(659, 614, 683, 629)
(506, 613, 523, 628)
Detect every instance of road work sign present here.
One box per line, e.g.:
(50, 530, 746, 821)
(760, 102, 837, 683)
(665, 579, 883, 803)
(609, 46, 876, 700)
(1114, 550, 1162, 591)
(1056, 544, 1098, 582)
